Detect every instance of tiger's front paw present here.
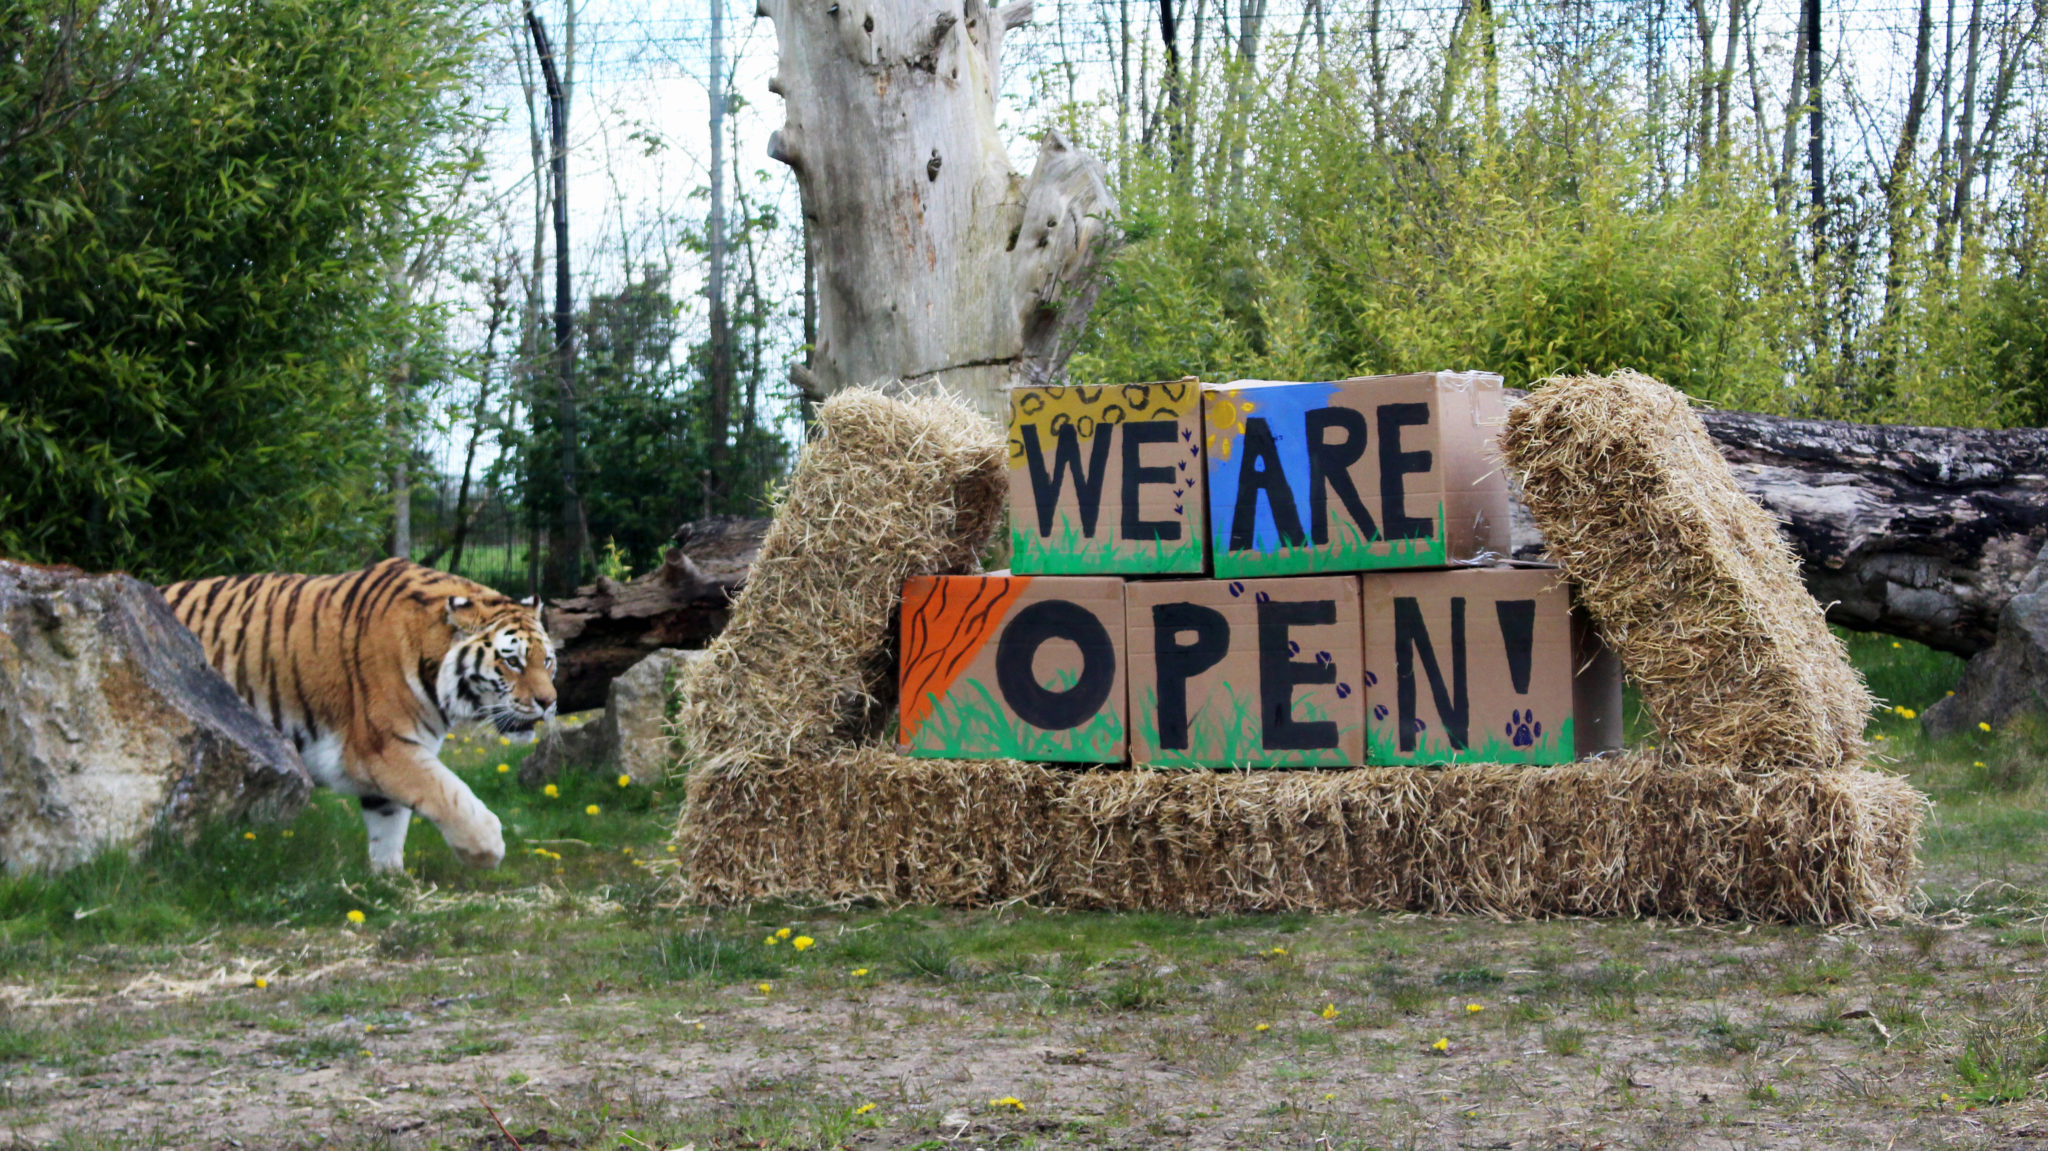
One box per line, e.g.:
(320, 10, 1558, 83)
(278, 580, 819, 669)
(448, 810, 505, 870)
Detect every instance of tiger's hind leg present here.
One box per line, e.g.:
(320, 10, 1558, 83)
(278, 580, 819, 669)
(360, 795, 414, 873)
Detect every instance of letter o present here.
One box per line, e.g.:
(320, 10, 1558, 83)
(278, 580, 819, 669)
(994, 600, 1116, 731)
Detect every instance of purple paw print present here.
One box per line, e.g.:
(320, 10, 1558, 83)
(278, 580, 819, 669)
(1287, 639, 1300, 656)
(1364, 670, 1378, 687)
(1410, 717, 1428, 733)
(1373, 704, 1388, 720)
(1314, 651, 1332, 666)
(1254, 591, 1271, 604)
(1335, 683, 1352, 699)
(1228, 581, 1245, 597)
(1504, 709, 1543, 749)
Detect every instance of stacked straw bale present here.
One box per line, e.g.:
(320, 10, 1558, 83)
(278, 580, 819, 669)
(673, 387, 1007, 773)
(1499, 371, 1872, 773)
(674, 375, 1924, 922)
(682, 751, 1923, 920)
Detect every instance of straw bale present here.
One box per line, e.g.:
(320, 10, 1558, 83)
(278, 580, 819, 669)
(672, 387, 1007, 773)
(1499, 371, 1872, 772)
(679, 751, 1924, 921)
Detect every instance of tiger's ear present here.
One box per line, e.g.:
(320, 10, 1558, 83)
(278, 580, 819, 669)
(519, 594, 545, 624)
(446, 595, 483, 635)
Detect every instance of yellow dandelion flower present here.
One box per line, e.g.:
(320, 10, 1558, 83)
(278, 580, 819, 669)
(359, 1048, 372, 1057)
(854, 1102, 876, 1115)
(281, 830, 292, 838)
(617, 774, 632, 788)
(1323, 1092, 1336, 1101)
(776, 927, 792, 939)
(1975, 761, 1988, 768)
(544, 784, 559, 798)
(1321, 1003, 1339, 1020)
(764, 935, 779, 946)
(666, 844, 677, 853)
(1874, 733, 1887, 741)
(757, 982, 773, 994)
(1980, 721, 1994, 733)
(989, 1096, 1024, 1111)
(1892, 641, 1902, 648)
(1266, 946, 1287, 956)
(499, 735, 512, 745)
(1901, 708, 1916, 719)
(1254, 1023, 1270, 1032)
(346, 909, 366, 925)
(497, 763, 510, 774)
(1432, 1037, 1450, 1051)
(1947, 690, 1956, 697)
(585, 804, 600, 816)
(243, 831, 256, 840)
(852, 968, 870, 976)
(1941, 1092, 1953, 1103)
(1466, 1003, 1484, 1014)
(254, 977, 269, 989)
(792, 936, 815, 951)
(365, 1024, 377, 1033)
(622, 846, 633, 855)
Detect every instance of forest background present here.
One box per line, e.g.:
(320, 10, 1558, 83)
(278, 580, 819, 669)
(2, 0, 2044, 594)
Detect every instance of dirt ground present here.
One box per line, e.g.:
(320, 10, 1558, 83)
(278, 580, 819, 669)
(9, 892, 2048, 1150)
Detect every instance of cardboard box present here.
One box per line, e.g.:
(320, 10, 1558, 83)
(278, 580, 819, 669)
(1361, 567, 1623, 765)
(898, 574, 1127, 762)
(1126, 576, 1365, 768)
(1008, 381, 1206, 574)
(1203, 373, 1512, 578)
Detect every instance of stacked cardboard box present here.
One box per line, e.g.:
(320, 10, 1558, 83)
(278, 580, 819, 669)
(901, 374, 1624, 768)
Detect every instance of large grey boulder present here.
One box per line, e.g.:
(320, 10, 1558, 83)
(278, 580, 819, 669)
(1925, 542, 2048, 737)
(521, 648, 700, 787)
(0, 561, 311, 872)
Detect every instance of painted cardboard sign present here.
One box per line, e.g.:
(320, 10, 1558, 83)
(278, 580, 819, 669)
(1202, 373, 1512, 578)
(1361, 567, 1623, 765)
(1126, 576, 1365, 768)
(898, 574, 1127, 762)
(1008, 381, 1206, 575)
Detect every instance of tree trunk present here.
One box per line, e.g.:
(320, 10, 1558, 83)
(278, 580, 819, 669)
(761, 0, 1119, 416)
(707, 0, 733, 495)
(1502, 394, 2048, 658)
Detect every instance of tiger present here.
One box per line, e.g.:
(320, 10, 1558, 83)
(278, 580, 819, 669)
(160, 557, 558, 872)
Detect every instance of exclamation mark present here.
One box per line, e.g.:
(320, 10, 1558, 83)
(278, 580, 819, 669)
(1496, 600, 1536, 694)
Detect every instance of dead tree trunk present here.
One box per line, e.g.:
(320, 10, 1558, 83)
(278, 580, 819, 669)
(761, 0, 1119, 414)
(1504, 394, 2048, 658)
(1699, 410, 2048, 657)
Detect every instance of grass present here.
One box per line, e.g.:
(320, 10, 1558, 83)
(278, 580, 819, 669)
(1009, 509, 1207, 575)
(1132, 681, 1360, 768)
(1210, 503, 1449, 578)
(2, 636, 2048, 1148)
(905, 670, 1128, 762)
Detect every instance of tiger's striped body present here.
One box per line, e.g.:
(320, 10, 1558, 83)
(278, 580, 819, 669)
(161, 558, 556, 871)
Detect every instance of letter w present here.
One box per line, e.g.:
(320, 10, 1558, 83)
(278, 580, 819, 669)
(1022, 424, 1114, 538)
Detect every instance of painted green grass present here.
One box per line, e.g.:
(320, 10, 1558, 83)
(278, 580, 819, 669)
(1211, 503, 1448, 578)
(1366, 715, 1575, 766)
(1131, 682, 1359, 768)
(905, 672, 1126, 762)
(1009, 508, 1205, 574)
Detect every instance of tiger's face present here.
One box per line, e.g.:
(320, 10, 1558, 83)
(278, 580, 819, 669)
(441, 596, 558, 733)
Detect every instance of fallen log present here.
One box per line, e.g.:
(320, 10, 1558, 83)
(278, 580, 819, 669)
(1506, 393, 2048, 658)
(543, 516, 767, 713)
